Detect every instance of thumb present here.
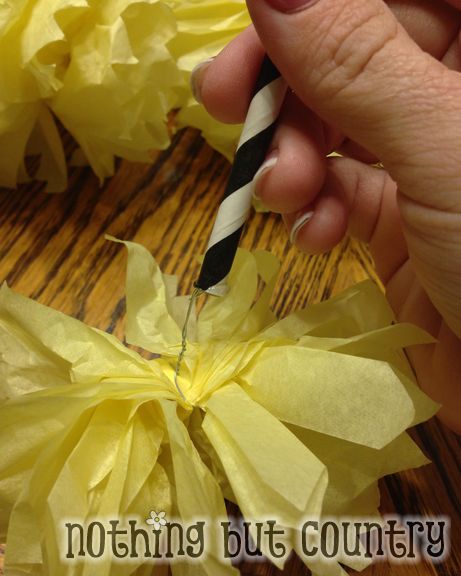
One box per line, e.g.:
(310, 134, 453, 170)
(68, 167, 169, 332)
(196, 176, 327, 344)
(247, 0, 461, 336)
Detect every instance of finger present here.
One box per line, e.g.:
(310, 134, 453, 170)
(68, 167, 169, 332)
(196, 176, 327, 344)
(285, 157, 407, 284)
(197, 26, 264, 124)
(283, 186, 348, 256)
(386, 0, 461, 59)
(253, 92, 327, 214)
(247, 0, 461, 335)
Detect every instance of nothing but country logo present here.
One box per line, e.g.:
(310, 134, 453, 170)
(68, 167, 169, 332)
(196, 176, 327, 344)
(62, 512, 449, 564)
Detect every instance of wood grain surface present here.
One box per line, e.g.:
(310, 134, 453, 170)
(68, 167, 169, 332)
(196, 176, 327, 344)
(0, 128, 459, 576)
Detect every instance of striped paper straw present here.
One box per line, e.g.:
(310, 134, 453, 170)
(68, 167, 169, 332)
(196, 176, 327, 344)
(195, 55, 287, 295)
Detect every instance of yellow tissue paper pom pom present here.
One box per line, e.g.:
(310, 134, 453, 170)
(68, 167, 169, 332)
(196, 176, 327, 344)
(0, 1, 252, 192)
(0, 240, 438, 575)
(0, 0, 183, 192)
(0, 1, 260, 191)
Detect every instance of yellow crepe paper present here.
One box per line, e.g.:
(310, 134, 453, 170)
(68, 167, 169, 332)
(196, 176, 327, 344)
(0, 239, 438, 575)
(0, 0, 251, 191)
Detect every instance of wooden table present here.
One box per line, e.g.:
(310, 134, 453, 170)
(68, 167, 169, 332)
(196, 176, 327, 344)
(0, 128, 459, 575)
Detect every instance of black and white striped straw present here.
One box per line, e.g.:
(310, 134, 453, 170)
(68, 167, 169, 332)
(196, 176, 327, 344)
(195, 55, 287, 295)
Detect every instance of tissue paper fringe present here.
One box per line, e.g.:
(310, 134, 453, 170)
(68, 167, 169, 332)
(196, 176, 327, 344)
(0, 240, 438, 576)
(0, 0, 250, 192)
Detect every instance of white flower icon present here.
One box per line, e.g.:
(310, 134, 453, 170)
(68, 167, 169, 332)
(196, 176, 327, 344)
(146, 510, 167, 531)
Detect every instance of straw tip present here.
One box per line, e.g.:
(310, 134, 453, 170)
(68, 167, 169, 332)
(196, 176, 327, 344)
(194, 279, 229, 297)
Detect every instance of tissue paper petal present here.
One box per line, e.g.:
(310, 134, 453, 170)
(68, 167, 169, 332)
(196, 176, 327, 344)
(241, 345, 421, 449)
(198, 249, 279, 342)
(260, 280, 395, 341)
(288, 425, 429, 516)
(161, 400, 238, 576)
(109, 236, 182, 354)
(204, 384, 327, 521)
(0, 282, 159, 385)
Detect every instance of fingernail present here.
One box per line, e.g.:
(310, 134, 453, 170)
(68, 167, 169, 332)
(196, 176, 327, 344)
(253, 152, 278, 198)
(190, 57, 215, 103)
(267, 0, 320, 13)
(290, 211, 314, 244)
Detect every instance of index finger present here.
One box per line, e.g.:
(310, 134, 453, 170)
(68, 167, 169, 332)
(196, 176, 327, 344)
(198, 25, 264, 124)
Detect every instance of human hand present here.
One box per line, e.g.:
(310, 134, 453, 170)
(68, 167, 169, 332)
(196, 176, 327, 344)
(191, 0, 461, 433)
